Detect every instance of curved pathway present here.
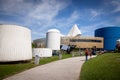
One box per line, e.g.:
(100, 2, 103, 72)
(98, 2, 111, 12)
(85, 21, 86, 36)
(4, 56, 89, 80)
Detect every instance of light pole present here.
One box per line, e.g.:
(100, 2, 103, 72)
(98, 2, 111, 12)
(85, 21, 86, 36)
(79, 46, 82, 56)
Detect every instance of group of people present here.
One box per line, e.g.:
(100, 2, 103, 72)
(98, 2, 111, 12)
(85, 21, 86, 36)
(85, 48, 94, 61)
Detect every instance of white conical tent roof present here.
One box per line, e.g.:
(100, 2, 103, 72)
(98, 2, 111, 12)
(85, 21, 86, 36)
(67, 24, 81, 37)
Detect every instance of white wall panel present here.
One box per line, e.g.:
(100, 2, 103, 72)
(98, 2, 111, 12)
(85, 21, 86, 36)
(32, 48, 52, 57)
(0, 24, 32, 62)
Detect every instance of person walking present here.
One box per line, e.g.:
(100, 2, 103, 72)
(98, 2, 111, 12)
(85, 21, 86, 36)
(85, 48, 89, 61)
(89, 48, 92, 58)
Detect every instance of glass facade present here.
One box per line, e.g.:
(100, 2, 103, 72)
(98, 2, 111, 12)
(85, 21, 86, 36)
(70, 39, 102, 43)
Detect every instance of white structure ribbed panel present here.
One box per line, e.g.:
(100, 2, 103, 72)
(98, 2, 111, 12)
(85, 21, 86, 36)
(0, 24, 32, 62)
(67, 24, 82, 37)
(32, 48, 52, 57)
(46, 29, 60, 50)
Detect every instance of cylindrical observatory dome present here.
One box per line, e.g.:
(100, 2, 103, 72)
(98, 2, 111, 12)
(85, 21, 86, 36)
(46, 29, 60, 50)
(0, 24, 32, 62)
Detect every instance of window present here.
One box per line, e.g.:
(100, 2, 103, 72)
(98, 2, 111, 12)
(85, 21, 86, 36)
(70, 39, 102, 43)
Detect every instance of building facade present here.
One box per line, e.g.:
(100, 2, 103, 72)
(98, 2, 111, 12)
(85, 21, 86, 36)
(61, 36, 103, 49)
(33, 24, 104, 50)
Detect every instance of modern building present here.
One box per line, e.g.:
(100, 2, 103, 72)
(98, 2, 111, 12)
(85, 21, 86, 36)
(95, 27, 120, 51)
(61, 36, 103, 49)
(0, 24, 32, 62)
(33, 24, 103, 50)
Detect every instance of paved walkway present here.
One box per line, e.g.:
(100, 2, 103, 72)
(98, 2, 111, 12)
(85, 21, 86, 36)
(4, 56, 92, 80)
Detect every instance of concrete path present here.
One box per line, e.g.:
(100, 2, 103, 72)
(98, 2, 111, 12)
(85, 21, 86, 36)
(4, 56, 91, 80)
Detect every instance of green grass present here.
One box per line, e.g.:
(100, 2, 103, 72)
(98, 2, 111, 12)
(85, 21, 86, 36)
(0, 53, 72, 80)
(80, 53, 120, 80)
(0, 63, 35, 80)
(40, 53, 72, 65)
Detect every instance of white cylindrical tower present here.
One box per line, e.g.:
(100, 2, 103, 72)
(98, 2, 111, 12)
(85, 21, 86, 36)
(46, 29, 60, 50)
(0, 24, 32, 62)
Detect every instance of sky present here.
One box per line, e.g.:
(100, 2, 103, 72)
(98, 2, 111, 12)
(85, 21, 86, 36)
(0, 0, 120, 40)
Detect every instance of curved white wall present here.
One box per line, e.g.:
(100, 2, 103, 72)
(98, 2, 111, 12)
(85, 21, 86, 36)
(32, 48, 52, 57)
(46, 29, 60, 50)
(0, 24, 32, 62)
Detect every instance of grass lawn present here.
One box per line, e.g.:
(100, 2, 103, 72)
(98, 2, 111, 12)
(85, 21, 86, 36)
(39, 53, 72, 65)
(0, 62, 35, 80)
(0, 53, 72, 80)
(80, 53, 120, 80)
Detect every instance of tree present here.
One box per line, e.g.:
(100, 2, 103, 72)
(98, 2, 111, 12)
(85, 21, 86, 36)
(32, 43, 35, 48)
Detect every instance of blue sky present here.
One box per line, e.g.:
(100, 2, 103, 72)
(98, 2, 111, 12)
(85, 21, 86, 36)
(0, 0, 120, 40)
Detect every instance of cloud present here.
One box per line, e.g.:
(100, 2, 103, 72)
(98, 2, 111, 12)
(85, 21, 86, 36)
(51, 10, 81, 34)
(28, 0, 71, 21)
(32, 30, 46, 38)
(79, 22, 108, 36)
(103, 0, 120, 13)
(0, 0, 71, 23)
(0, 0, 35, 16)
(89, 9, 102, 21)
(54, 10, 80, 28)
(0, 0, 73, 39)
(1, 0, 120, 40)
(91, 10, 99, 17)
(30, 0, 120, 39)
(111, 0, 120, 12)
(31, 10, 81, 39)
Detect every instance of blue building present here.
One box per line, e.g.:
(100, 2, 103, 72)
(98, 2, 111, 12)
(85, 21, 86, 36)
(95, 27, 120, 51)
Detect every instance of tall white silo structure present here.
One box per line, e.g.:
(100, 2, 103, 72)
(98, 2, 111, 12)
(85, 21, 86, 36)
(46, 29, 60, 50)
(0, 24, 32, 62)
